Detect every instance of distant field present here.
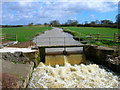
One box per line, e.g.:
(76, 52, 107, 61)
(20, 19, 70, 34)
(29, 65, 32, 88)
(2, 26, 52, 42)
(63, 27, 118, 40)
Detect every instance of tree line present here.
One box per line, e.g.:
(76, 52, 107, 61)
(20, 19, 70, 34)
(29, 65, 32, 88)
(44, 14, 120, 28)
(2, 14, 120, 28)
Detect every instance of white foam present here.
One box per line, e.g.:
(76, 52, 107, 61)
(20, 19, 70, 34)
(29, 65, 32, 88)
(28, 62, 119, 88)
(0, 47, 36, 53)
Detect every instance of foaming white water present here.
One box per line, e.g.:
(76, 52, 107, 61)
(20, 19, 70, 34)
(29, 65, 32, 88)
(28, 62, 118, 88)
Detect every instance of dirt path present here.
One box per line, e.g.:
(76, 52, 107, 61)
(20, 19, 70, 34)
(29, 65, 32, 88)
(33, 28, 83, 53)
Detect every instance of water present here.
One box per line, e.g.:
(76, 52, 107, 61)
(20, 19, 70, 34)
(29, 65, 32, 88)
(64, 56, 68, 63)
(28, 61, 119, 88)
(45, 54, 86, 66)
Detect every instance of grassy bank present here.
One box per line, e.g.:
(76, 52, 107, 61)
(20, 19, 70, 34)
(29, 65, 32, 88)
(2, 26, 52, 42)
(62, 27, 119, 46)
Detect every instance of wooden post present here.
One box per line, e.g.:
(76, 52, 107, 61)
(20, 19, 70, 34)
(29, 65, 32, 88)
(90, 34, 92, 41)
(16, 34, 17, 41)
(97, 33, 99, 41)
(114, 33, 116, 42)
(4, 33, 6, 40)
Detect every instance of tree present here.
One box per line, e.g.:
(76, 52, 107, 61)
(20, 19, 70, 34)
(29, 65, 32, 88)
(101, 20, 113, 25)
(65, 20, 78, 26)
(95, 20, 100, 24)
(44, 23, 48, 25)
(116, 14, 120, 23)
(28, 22, 33, 26)
(90, 21, 95, 25)
(116, 14, 120, 28)
(50, 20, 60, 26)
(85, 21, 88, 25)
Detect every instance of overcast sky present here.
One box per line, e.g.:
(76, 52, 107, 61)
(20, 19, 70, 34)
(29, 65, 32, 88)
(2, 0, 119, 25)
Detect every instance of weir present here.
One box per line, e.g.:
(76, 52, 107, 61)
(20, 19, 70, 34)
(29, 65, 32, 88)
(33, 28, 118, 72)
(28, 28, 119, 88)
(37, 45, 89, 66)
(32, 28, 88, 65)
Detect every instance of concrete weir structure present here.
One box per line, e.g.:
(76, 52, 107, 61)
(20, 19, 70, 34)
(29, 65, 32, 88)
(0, 48, 38, 88)
(33, 28, 87, 66)
(37, 45, 89, 66)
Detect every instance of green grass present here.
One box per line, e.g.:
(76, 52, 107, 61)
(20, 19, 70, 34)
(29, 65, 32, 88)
(2, 26, 52, 42)
(62, 27, 119, 46)
(63, 27, 118, 35)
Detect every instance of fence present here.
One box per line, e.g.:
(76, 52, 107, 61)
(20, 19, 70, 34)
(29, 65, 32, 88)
(0, 34, 5, 40)
(78, 32, 119, 43)
(0, 33, 17, 41)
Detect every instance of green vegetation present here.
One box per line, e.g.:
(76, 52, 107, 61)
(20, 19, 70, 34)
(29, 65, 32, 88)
(2, 26, 52, 42)
(63, 27, 118, 36)
(62, 27, 119, 46)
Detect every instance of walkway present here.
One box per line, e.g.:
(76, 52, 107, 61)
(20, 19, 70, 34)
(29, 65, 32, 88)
(33, 28, 83, 53)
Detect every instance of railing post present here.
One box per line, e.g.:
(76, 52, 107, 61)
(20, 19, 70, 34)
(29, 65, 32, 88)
(97, 33, 99, 41)
(90, 33, 92, 41)
(114, 33, 116, 42)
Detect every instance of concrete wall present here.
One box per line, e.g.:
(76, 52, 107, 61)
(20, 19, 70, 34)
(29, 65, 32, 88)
(84, 45, 120, 73)
(84, 45, 114, 66)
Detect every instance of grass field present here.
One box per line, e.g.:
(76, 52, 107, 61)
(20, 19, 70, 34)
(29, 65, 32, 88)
(2, 26, 52, 42)
(63, 27, 118, 36)
(62, 27, 119, 45)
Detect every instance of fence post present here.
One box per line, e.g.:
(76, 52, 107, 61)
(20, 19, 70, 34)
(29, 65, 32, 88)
(97, 33, 99, 41)
(4, 33, 6, 40)
(90, 33, 92, 41)
(114, 33, 116, 42)
(16, 34, 17, 41)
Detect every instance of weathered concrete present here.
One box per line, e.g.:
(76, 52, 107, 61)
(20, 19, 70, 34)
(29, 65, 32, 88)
(83, 45, 120, 73)
(0, 48, 39, 88)
(84, 45, 114, 66)
(23, 51, 40, 66)
(1, 59, 34, 88)
(33, 28, 83, 53)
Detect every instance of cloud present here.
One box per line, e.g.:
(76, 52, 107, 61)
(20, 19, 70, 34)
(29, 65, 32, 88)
(2, 0, 119, 25)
